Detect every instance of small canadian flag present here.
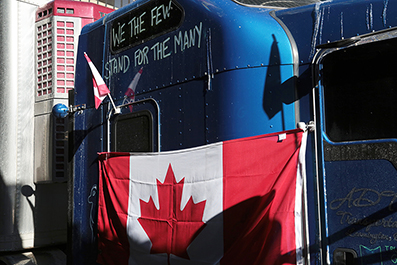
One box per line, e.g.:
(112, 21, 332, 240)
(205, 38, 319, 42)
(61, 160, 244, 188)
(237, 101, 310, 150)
(84, 52, 110, 109)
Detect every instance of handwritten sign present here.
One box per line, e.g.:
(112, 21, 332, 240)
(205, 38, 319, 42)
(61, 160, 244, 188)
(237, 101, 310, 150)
(104, 22, 203, 79)
(104, 55, 130, 79)
(330, 187, 397, 211)
(330, 186, 397, 245)
(133, 22, 202, 67)
(360, 245, 397, 263)
(111, 0, 184, 53)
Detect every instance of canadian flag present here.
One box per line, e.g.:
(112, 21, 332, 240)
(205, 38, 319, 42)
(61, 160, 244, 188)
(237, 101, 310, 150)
(97, 129, 307, 265)
(84, 52, 110, 109)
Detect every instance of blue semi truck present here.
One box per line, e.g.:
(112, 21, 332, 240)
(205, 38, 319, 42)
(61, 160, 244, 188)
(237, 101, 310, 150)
(70, 0, 397, 264)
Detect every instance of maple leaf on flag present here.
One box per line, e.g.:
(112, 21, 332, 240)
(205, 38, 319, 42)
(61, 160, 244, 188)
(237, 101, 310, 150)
(138, 164, 206, 263)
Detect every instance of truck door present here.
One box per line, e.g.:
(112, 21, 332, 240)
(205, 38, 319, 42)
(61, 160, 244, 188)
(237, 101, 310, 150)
(314, 29, 397, 265)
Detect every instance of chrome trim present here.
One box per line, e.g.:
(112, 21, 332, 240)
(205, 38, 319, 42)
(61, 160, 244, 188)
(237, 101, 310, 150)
(270, 10, 301, 127)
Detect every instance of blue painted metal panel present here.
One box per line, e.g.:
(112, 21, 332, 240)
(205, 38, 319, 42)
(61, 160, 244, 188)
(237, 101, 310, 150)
(100, 0, 297, 148)
(275, 0, 397, 64)
(273, 1, 397, 264)
(71, 25, 107, 265)
(71, 108, 103, 264)
(312, 23, 397, 265)
(325, 159, 397, 264)
(206, 66, 296, 143)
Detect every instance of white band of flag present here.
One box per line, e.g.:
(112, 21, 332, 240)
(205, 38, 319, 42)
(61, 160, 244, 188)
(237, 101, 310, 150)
(84, 52, 111, 109)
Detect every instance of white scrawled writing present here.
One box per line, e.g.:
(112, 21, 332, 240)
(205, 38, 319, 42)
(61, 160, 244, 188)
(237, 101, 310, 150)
(106, 22, 204, 78)
(151, 1, 172, 26)
(174, 22, 202, 53)
(134, 46, 149, 66)
(128, 11, 146, 38)
(112, 0, 173, 48)
(113, 23, 126, 47)
(104, 55, 131, 79)
(133, 22, 203, 67)
(151, 37, 171, 61)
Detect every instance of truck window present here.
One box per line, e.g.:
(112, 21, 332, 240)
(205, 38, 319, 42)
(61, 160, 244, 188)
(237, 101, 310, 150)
(112, 110, 153, 152)
(322, 37, 397, 142)
(110, 0, 184, 53)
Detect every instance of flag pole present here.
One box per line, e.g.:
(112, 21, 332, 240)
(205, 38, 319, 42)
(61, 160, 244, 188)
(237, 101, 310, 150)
(108, 93, 120, 114)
